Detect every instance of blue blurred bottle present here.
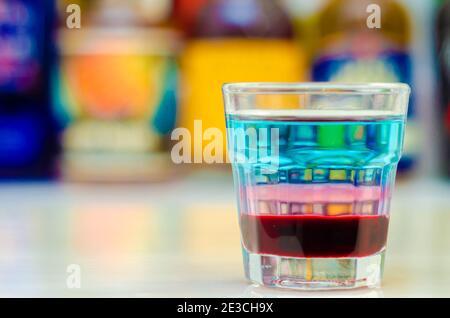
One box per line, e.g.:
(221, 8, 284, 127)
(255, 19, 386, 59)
(312, 0, 416, 177)
(437, 0, 450, 178)
(0, 0, 57, 179)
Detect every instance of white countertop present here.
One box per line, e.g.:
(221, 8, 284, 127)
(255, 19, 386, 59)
(0, 172, 449, 297)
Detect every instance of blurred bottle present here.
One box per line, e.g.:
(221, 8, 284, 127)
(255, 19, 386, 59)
(437, 0, 450, 177)
(173, 0, 209, 35)
(179, 0, 305, 163)
(312, 0, 416, 176)
(54, 0, 179, 182)
(279, 0, 328, 64)
(0, 0, 58, 179)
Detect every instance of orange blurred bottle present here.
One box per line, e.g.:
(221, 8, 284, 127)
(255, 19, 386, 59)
(54, 0, 179, 182)
(178, 0, 306, 163)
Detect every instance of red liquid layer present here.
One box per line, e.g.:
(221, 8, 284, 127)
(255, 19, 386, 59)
(240, 214, 389, 258)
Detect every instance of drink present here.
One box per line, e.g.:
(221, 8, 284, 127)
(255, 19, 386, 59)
(223, 83, 410, 289)
(228, 111, 401, 256)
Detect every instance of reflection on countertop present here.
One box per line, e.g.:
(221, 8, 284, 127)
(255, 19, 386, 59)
(0, 172, 449, 297)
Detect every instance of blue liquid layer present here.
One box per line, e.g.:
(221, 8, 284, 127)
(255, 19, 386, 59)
(226, 113, 405, 216)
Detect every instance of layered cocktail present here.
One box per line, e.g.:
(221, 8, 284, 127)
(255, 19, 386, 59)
(223, 83, 410, 289)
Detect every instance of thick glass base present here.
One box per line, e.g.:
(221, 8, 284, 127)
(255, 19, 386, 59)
(243, 249, 385, 290)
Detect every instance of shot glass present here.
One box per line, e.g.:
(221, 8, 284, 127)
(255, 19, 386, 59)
(223, 83, 410, 290)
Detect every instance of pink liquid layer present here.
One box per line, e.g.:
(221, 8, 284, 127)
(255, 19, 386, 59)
(245, 184, 383, 203)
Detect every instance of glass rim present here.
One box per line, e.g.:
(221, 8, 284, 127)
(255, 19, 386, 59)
(222, 82, 411, 95)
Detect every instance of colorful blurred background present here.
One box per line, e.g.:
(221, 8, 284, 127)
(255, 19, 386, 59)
(0, 0, 449, 297)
